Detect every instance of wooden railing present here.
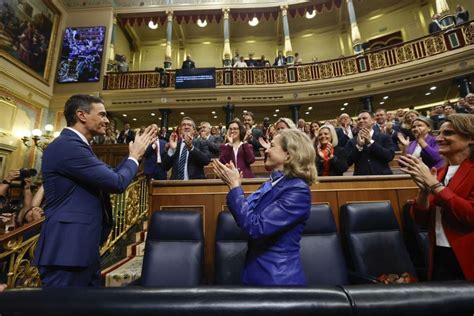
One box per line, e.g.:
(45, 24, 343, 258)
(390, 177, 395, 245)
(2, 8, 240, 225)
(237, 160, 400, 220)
(0, 174, 148, 288)
(103, 23, 473, 90)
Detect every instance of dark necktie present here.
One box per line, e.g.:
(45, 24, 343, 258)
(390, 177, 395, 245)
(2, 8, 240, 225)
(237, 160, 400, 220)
(177, 144, 188, 180)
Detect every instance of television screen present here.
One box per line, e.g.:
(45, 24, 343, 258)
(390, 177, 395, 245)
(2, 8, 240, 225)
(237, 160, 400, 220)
(175, 68, 216, 89)
(56, 26, 106, 83)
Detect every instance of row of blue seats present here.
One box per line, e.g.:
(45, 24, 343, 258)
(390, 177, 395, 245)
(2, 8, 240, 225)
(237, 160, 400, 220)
(140, 201, 427, 286)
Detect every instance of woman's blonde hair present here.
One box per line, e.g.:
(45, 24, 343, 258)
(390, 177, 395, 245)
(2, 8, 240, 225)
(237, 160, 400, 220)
(318, 124, 339, 147)
(274, 117, 297, 130)
(278, 129, 317, 185)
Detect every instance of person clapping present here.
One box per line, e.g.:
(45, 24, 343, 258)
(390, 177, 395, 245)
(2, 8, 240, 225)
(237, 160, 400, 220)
(212, 129, 317, 286)
(219, 120, 255, 178)
(399, 114, 474, 281)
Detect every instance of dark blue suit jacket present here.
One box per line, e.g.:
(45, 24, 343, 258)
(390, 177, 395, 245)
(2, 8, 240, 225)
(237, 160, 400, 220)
(143, 139, 168, 180)
(162, 139, 211, 179)
(226, 176, 311, 285)
(345, 130, 395, 175)
(34, 128, 138, 267)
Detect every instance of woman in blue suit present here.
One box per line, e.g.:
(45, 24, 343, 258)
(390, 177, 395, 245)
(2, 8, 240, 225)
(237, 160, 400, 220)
(213, 129, 317, 286)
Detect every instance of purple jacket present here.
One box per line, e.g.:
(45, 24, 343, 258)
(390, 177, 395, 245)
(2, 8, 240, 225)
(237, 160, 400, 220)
(219, 143, 255, 178)
(406, 134, 445, 169)
(226, 176, 311, 286)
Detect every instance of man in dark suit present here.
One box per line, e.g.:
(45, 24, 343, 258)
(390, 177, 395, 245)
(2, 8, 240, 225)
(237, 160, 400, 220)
(34, 94, 156, 287)
(243, 111, 263, 157)
(199, 121, 222, 158)
(117, 122, 135, 144)
(273, 50, 287, 66)
(374, 108, 401, 151)
(345, 111, 395, 175)
(162, 117, 211, 179)
(428, 14, 442, 34)
(181, 55, 196, 69)
(143, 124, 168, 181)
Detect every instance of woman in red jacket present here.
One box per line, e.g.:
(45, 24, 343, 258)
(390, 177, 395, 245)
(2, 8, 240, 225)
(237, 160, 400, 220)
(400, 114, 474, 281)
(219, 119, 256, 178)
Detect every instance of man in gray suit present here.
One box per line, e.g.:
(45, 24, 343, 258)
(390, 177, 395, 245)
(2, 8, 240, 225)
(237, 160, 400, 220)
(199, 121, 223, 158)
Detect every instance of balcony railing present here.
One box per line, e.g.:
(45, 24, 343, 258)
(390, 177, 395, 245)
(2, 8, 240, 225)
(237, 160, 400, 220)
(0, 175, 148, 288)
(103, 22, 473, 90)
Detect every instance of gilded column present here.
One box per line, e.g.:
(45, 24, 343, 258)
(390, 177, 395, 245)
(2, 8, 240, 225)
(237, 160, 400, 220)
(222, 8, 232, 67)
(346, 0, 363, 54)
(280, 5, 294, 65)
(164, 11, 173, 69)
(109, 16, 117, 63)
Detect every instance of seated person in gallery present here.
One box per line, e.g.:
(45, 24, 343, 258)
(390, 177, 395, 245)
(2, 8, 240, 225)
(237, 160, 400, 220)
(213, 129, 317, 286)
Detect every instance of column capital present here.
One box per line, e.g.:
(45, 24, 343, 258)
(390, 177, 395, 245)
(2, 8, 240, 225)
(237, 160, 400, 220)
(166, 11, 174, 20)
(222, 8, 230, 17)
(280, 5, 288, 15)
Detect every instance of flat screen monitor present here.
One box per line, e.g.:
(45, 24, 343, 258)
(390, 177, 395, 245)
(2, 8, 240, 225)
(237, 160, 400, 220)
(56, 26, 106, 83)
(175, 68, 216, 89)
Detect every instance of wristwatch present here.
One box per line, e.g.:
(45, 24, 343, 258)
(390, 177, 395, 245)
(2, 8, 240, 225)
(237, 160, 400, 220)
(2, 179, 11, 185)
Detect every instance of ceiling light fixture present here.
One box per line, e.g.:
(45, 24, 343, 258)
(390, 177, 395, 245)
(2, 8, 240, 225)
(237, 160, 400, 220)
(273, 114, 278, 117)
(148, 20, 158, 30)
(305, 112, 310, 115)
(132, 118, 137, 121)
(383, 96, 389, 100)
(211, 111, 216, 114)
(248, 16, 259, 27)
(180, 112, 185, 115)
(425, 92, 431, 96)
(340, 108, 345, 111)
(275, 109, 280, 112)
(305, 9, 316, 19)
(122, 114, 127, 117)
(308, 107, 313, 110)
(430, 86, 437, 90)
(151, 113, 155, 116)
(380, 101, 385, 105)
(197, 18, 207, 28)
(343, 102, 349, 106)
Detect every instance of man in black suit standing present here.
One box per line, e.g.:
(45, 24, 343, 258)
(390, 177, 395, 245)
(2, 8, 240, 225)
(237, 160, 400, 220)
(273, 50, 287, 66)
(162, 117, 210, 179)
(181, 55, 196, 69)
(117, 122, 135, 144)
(243, 111, 263, 157)
(345, 111, 395, 175)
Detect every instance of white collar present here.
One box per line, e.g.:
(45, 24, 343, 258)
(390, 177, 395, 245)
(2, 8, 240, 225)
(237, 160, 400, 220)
(66, 127, 90, 145)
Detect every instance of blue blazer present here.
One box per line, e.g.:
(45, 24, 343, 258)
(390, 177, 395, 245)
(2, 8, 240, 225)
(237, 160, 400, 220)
(345, 131, 395, 175)
(226, 176, 311, 286)
(34, 129, 138, 267)
(143, 139, 168, 180)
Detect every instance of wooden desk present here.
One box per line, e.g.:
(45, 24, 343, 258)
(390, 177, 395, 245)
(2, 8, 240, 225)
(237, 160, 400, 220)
(150, 175, 418, 283)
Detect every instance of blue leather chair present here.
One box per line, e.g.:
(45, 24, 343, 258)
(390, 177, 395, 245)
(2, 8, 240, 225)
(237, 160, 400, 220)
(301, 203, 349, 285)
(340, 202, 416, 280)
(141, 210, 203, 287)
(214, 211, 248, 285)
